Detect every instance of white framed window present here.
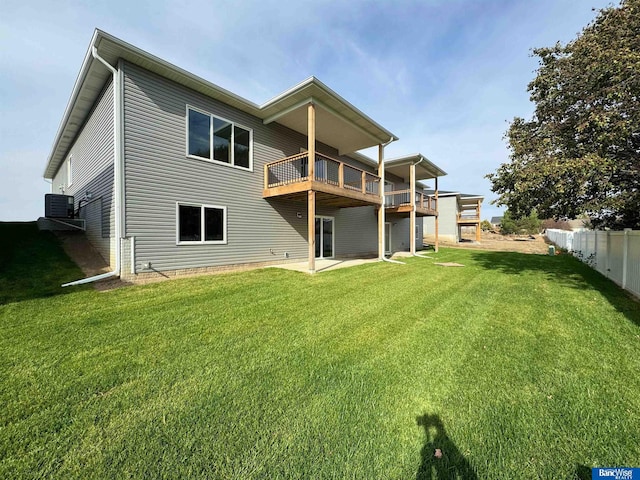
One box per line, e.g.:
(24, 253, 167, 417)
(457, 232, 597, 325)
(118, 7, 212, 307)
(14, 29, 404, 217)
(176, 202, 227, 245)
(186, 105, 252, 171)
(67, 155, 73, 186)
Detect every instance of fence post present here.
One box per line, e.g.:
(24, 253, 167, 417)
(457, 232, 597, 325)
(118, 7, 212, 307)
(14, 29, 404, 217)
(605, 231, 611, 278)
(622, 228, 630, 290)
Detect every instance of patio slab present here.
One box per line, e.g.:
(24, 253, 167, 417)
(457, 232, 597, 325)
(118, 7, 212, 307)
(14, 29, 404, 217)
(270, 258, 379, 273)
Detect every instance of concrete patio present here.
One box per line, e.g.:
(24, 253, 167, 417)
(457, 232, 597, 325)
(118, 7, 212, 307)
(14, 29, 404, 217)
(270, 258, 379, 273)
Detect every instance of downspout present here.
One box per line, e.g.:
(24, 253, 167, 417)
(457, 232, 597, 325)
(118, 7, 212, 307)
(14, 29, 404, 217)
(62, 47, 123, 287)
(379, 137, 404, 264)
(410, 156, 432, 258)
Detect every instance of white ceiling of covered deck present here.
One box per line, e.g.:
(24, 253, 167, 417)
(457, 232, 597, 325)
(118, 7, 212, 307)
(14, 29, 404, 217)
(261, 78, 397, 155)
(384, 154, 447, 182)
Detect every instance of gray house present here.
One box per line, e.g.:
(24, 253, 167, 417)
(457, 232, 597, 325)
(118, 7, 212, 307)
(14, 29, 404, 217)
(44, 30, 445, 283)
(423, 191, 483, 243)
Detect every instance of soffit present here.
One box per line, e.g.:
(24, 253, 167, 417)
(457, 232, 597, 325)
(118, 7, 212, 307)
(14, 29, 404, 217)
(384, 154, 447, 182)
(260, 79, 397, 155)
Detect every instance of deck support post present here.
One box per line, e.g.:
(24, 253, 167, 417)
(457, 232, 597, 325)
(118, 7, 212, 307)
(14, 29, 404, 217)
(308, 102, 316, 273)
(475, 199, 481, 242)
(410, 163, 416, 255)
(378, 144, 385, 259)
(308, 190, 316, 273)
(434, 177, 439, 253)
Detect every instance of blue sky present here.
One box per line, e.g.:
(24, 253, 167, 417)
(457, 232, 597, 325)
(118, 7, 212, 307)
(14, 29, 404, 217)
(0, 0, 613, 221)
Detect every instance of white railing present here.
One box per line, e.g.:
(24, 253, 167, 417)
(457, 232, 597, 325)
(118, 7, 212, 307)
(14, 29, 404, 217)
(546, 228, 640, 299)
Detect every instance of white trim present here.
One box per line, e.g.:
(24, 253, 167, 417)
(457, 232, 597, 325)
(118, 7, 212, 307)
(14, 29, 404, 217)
(385, 222, 392, 255)
(130, 236, 136, 275)
(262, 97, 314, 125)
(315, 215, 335, 259)
(66, 155, 73, 186)
(176, 202, 228, 245)
(185, 105, 253, 172)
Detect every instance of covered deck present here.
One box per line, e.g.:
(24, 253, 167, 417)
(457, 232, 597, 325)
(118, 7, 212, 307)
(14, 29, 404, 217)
(258, 77, 398, 272)
(384, 190, 437, 217)
(383, 154, 447, 253)
(263, 152, 381, 208)
(457, 196, 483, 242)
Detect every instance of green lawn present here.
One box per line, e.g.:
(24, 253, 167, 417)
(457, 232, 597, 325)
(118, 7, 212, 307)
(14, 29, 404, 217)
(1, 223, 639, 479)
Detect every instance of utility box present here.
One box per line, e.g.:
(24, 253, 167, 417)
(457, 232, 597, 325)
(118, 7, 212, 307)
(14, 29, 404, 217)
(45, 194, 74, 218)
(548, 245, 556, 256)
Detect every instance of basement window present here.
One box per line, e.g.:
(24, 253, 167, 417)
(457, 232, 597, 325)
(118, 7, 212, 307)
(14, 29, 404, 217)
(186, 106, 252, 170)
(176, 203, 227, 245)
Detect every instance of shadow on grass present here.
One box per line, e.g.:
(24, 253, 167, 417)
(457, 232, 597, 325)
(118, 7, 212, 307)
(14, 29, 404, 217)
(416, 414, 478, 480)
(469, 250, 640, 328)
(574, 464, 592, 480)
(0, 222, 88, 305)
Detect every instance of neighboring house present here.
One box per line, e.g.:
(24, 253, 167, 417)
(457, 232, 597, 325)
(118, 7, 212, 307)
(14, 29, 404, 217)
(423, 191, 484, 243)
(43, 30, 446, 282)
(490, 216, 503, 228)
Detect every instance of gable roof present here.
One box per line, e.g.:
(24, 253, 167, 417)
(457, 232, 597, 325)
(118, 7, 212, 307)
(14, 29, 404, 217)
(384, 153, 447, 182)
(45, 29, 398, 179)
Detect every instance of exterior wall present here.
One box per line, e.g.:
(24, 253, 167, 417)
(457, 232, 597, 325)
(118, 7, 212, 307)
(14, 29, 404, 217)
(391, 218, 411, 252)
(424, 196, 458, 243)
(52, 79, 115, 265)
(122, 62, 380, 274)
(334, 206, 377, 257)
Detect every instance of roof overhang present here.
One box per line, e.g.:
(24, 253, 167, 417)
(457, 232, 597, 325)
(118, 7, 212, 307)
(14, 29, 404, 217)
(384, 153, 447, 182)
(261, 78, 397, 155)
(459, 195, 484, 208)
(44, 29, 398, 179)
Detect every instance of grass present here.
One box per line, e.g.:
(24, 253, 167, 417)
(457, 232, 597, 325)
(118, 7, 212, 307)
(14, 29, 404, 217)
(1, 222, 639, 479)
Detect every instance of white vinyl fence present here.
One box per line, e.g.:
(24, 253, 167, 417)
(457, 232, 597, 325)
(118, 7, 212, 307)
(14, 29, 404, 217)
(546, 229, 640, 299)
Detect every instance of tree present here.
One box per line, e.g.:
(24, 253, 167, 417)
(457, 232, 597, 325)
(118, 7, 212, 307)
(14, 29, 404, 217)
(499, 210, 542, 235)
(487, 0, 640, 229)
(499, 211, 518, 235)
(481, 219, 493, 231)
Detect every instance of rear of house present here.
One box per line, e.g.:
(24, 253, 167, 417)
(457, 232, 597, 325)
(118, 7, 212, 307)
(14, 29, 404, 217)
(43, 30, 445, 282)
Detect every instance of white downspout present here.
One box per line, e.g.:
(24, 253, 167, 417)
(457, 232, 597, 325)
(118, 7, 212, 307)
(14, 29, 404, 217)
(411, 156, 433, 258)
(380, 137, 404, 264)
(62, 47, 123, 287)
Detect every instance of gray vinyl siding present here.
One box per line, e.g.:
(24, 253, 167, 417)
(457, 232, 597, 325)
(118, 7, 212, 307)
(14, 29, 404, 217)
(424, 196, 458, 243)
(122, 62, 380, 272)
(390, 218, 411, 252)
(51, 79, 115, 265)
(334, 206, 377, 256)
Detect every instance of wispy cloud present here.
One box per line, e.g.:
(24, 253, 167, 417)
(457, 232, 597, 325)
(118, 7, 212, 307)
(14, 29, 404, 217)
(0, 0, 612, 220)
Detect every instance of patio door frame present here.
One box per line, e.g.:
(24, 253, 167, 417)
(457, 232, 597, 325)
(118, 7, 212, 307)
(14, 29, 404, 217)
(385, 222, 392, 255)
(315, 215, 335, 259)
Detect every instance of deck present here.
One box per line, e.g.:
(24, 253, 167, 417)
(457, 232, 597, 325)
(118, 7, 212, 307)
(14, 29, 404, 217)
(263, 152, 382, 207)
(384, 190, 437, 217)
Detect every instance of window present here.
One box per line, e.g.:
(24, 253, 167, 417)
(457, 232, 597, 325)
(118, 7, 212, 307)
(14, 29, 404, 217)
(67, 155, 73, 186)
(187, 107, 252, 170)
(177, 203, 227, 244)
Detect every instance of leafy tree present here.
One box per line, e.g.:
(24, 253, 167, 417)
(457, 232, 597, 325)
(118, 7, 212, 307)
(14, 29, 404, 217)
(487, 0, 640, 229)
(499, 210, 542, 235)
(481, 220, 493, 231)
(499, 211, 518, 235)
(518, 210, 542, 235)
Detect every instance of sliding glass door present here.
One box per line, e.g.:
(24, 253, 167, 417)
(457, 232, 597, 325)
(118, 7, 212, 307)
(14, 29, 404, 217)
(315, 216, 334, 259)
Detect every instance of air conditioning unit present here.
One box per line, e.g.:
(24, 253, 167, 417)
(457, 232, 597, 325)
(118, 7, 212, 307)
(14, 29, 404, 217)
(45, 194, 74, 218)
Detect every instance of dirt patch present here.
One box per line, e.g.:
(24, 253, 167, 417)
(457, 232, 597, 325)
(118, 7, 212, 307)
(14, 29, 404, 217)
(425, 232, 552, 254)
(53, 232, 129, 291)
